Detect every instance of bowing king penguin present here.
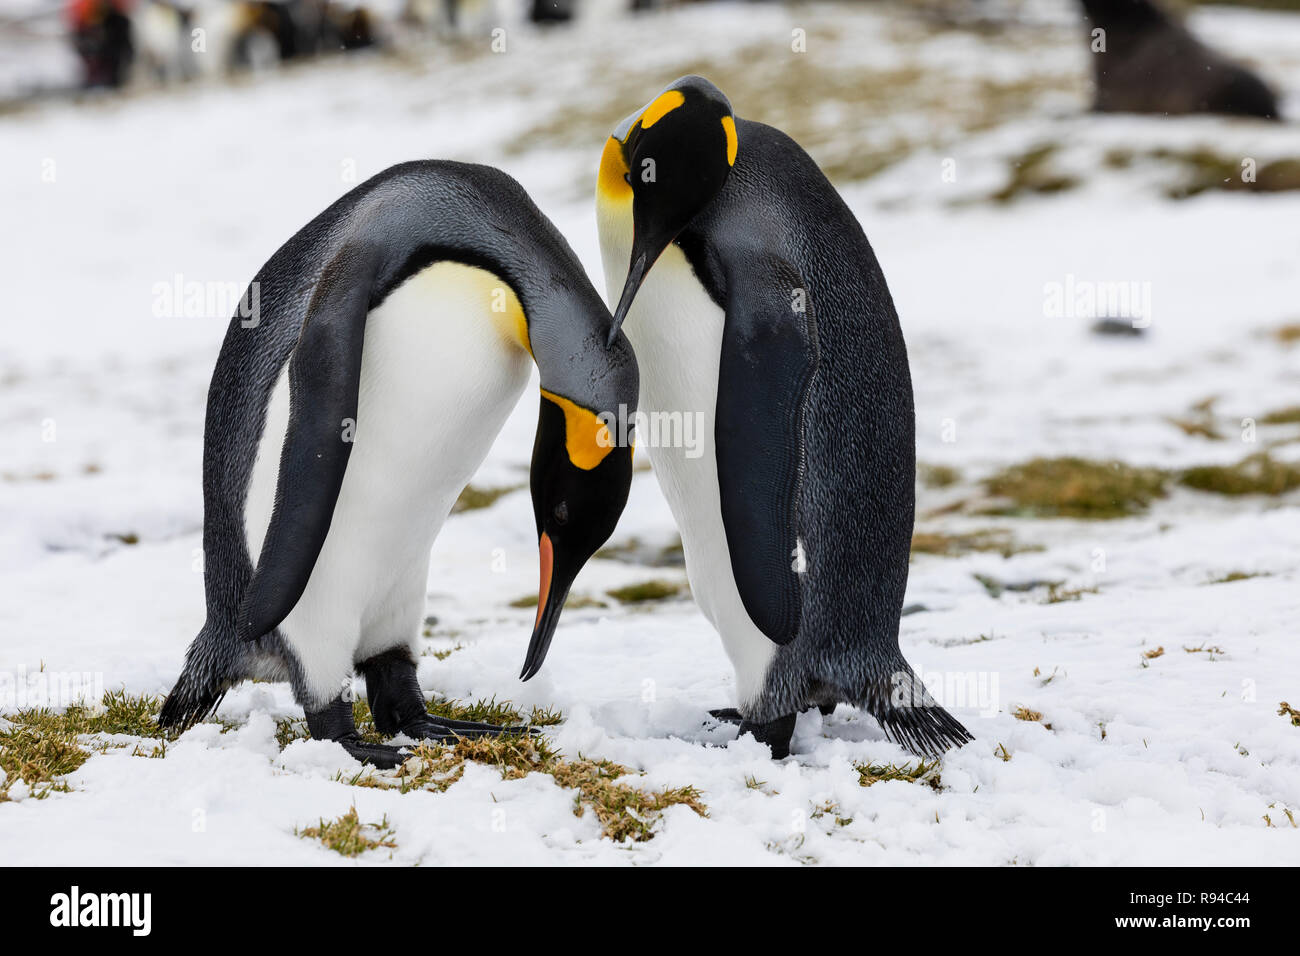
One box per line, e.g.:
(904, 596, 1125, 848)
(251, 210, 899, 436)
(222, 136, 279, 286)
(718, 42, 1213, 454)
(159, 161, 638, 768)
(589, 76, 972, 759)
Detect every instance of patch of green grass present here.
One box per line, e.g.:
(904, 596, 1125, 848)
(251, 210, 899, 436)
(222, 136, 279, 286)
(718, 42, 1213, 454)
(297, 807, 397, 857)
(1, 691, 169, 797)
(451, 483, 524, 513)
(1207, 571, 1267, 585)
(982, 457, 1168, 519)
(595, 536, 686, 568)
(1259, 406, 1300, 425)
(854, 759, 942, 789)
(399, 738, 706, 842)
(911, 528, 1036, 558)
(1279, 702, 1300, 728)
(508, 592, 608, 610)
(1271, 324, 1300, 346)
(1043, 583, 1098, 604)
(428, 696, 563, 728)
(918, 463, 962, 489)
(605, 579, 685, 603)
(1179, 453, 1300, 496)
(988, 143, 1079, 204)
(1012, 705, 1052, 729)
(1152, 148, 1300, 200)
(974, 574, 1063, 598)
(1167, 416, 1224, 440)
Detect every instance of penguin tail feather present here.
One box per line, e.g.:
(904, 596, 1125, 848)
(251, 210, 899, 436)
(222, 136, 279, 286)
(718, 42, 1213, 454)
(859, 659, 974, 758)
(157, 626, 236, 732)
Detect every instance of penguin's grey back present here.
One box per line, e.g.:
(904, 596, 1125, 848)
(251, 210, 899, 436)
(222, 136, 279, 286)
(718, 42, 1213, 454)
(162, 160, 614, 728)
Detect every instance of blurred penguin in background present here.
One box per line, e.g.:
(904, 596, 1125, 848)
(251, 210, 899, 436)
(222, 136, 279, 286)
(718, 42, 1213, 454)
(67, 0, 134, 88)
(1079, 0, 1280, 119)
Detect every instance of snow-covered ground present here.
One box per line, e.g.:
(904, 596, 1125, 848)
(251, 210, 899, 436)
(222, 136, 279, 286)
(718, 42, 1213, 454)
(2, 0, 1299, 864)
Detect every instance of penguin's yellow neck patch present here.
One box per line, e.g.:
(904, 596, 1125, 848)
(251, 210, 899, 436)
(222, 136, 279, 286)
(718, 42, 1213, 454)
(475, 270, 531, 355)
(597, 136, 632, 202)
(721, 115, 738, 166)
(640, 89, 685, 129)
(540, 389, 614, 470)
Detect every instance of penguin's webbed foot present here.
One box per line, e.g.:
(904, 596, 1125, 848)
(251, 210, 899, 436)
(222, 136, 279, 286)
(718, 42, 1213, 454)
(707, 707, 797, 759)
(336, 733, 414, 770)
(305, 697, 413, 769)
(738, 713, 798, 760)
(360, 648, 540, 741)
(397, 714, 537, 741)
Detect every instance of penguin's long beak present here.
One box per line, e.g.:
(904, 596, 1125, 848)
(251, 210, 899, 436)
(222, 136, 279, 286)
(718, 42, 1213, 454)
(608, 223, 675, 346)
(520, 532, 578, 681)
(607, 249, 648, 346)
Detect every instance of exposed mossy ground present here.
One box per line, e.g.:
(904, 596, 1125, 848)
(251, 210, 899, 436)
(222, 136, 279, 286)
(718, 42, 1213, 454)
(1271, 324, 1300, 346)
(451, 482, 525, 513)
(981, 457, 1168, 519)
(854, 759, 942, 790)
(1207, 571, 1268, 584)
(911, 528, 1038, 558)
(1, 691, 168, 799)
(1012, 706, 1052, 730)
(1179, 453, 1300, 496)
(918, 463, 962, 489)
(508, 592, 608, 610)
(297, 806, 397, 857)
(605, 579, 686, 603)
(1259, 406, 1300, 425)
(595, 536, 685, 568)
(3, 690, 698, 843)
(986, 143, 1080, 204)
(391, 736, 707, 842)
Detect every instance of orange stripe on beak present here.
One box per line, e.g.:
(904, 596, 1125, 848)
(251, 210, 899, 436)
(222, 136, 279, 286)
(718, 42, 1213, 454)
(534, 531, 554, 630)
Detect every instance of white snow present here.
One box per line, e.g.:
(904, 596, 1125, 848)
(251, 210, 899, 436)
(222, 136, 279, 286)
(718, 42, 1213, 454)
(1, 0, 1299, 864)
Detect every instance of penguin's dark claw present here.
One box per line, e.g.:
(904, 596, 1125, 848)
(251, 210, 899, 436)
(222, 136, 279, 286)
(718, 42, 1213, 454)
(399, 715, 537, 740)
(707, 707, 744, 726)
(335, 734, 413, 770)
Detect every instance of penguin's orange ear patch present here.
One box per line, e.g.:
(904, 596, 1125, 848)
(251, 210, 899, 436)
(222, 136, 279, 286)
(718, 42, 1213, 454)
(640, 89, 686, 130)
(540, 389, 615, 470)
(721, 116, 738, 166)
(598, 137, 632, 200)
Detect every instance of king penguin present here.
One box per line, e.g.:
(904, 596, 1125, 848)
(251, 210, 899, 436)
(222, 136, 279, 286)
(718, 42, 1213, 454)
(158, 160, 638, 768)
(592, 76, 971, 759)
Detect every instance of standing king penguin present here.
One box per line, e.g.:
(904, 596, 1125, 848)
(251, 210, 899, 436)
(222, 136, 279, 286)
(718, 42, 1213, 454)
(159, 161, 638, 768)
(592, 76, 971, 759)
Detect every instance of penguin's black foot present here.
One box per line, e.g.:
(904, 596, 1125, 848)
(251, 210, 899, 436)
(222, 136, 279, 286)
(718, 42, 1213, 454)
(397, 714, 536, 741)
(708, 707, 744, 726)
(360, 648, 538, 740)
(336, 733, 413, 770)
(737, 713, 798, 760)
(305, 696, 412, 769)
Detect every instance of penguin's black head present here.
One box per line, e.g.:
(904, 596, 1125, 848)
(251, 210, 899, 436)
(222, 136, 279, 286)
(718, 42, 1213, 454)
(520, 388, 634, 682)
(600, 75, 736, 343)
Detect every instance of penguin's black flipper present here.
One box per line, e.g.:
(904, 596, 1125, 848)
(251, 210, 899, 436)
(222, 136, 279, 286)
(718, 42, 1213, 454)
(714, 253, 818, 646)
(240, 243, 380, 642)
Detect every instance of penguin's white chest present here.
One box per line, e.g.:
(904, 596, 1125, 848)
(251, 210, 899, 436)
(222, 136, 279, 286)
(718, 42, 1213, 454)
(597, 229, 776, 707)
(243, 262, 531, 700)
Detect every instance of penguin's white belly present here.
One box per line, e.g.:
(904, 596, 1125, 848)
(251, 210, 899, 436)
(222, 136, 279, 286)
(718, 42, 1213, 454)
(602, 243, 777, 708)
(243, 262, 531, 703)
